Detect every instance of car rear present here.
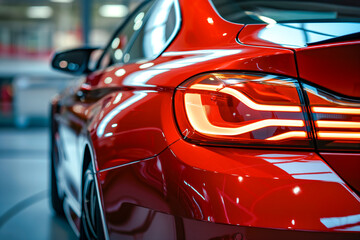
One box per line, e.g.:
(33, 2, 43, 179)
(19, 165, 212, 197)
(97, 0, 360, 239)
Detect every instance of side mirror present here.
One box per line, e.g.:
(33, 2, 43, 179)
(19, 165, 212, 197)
(51, 47, 100, 75)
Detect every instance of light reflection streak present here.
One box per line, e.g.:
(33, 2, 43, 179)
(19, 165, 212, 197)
(123, 50, 242, 87)
(97, 92, 147, 137)
(111, 37, 120, 49)
(184, 180, 205, 200)
(320, 214, 360, 229)
(221, 188, 257, 222)
(292, 186, 301, 195)
(139, 62, 154, 69)
(123, 69, 166, 87)
(115, 68, 126, 77)
(113, 93, 122, 104)
(144, 0, 173, 58)
(114, 49, 123, 60)
(262, 156, 343, 183)
(207, 17, 214, 24)
(192, 196, 204, 219)
(104, 132, 113, 137)
(160, 49, 242, 69)
(134, 12, 144, 23)
(104, 77, 112, 84)
(258, 22, 360, 48)
(219, 194, 230, 223)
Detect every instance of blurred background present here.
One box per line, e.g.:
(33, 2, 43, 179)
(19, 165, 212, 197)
(0, 0, 140, 239)
(0, 0, 142, 127)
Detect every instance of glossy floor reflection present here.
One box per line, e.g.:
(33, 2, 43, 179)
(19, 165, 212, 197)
(0, 128, 77, 240)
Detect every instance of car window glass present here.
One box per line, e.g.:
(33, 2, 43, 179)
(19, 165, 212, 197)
(125, 0, 178, 63)
(99, 2, 153, 69)
(211, 0, 360, 24)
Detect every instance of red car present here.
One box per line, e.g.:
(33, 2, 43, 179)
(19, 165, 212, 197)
(50, 0, 360, 239)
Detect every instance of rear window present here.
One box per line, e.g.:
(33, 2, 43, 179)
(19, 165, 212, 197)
(211, 0, 360, 24)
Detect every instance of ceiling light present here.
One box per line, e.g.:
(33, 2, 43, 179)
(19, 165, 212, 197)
(99, 5, 129, 18)
(50, 0, 74, 3)
(27, 6, 53, 19)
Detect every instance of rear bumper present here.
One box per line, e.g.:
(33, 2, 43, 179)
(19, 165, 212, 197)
(99, 202, 360, 240)
(98, 139, 360, 239)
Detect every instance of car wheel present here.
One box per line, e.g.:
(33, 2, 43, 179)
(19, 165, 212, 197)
(80, 164, 105, 240)
(50, 140, 65, 217)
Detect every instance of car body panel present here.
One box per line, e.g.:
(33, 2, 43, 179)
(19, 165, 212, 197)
(320, 152, 360, 194)
(50, 0, 360, 239)
(85, 47, 298, 171)
(296, 42, 360, 98)
(238, 24, 360, 98)
(99, 140, 360, 236)
(238, 22, 360, 49)
(51, 19, 302, 237)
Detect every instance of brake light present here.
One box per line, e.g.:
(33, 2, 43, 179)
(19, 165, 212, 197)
(303, 84, 360, 151)
(174, 73, 312, 148)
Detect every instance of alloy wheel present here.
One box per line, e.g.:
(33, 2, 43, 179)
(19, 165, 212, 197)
(82, 166, 102, 240)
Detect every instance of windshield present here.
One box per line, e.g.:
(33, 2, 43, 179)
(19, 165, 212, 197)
(211, 0, 360, 24)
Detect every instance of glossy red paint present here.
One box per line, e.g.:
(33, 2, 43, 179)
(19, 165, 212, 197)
(296, 42, 360, 98)
(168, 0, 244, 51)
(86, 49, 299, 171)
(52, 44, 299, 216)
(320, 152, 360, 193)
(50, 0, 360, 239)
(237, 24, 285, 49)
(99, 140, 360, 237)
(237, 24, 360, 98)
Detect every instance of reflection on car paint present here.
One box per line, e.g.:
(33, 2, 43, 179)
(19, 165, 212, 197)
(260, 153, 344, 183)
(97, 92, 148, 137)
(122, 50, 243, 87)
(258, 22, 360, 48)
(320, 214, 360, 231)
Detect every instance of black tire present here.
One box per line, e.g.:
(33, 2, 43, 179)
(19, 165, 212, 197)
(50, 140, 65, 217)
(80, 164, 105, 240)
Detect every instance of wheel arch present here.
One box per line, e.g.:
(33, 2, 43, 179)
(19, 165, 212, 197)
(82, 144, 92, 177)
(81, 137, 110, 240)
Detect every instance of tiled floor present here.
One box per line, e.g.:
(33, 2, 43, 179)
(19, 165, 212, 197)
(0, 128, 77, 240)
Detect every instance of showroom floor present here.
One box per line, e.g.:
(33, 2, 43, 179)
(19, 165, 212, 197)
(0, 128, 77, 240)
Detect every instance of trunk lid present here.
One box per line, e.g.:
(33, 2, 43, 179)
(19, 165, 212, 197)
(238, 22, 360, 193)
(238, 22, 360, 97)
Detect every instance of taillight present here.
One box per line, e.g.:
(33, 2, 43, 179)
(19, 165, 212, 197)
(174, 72, 312, 148)
(303, 84, 360, 151)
